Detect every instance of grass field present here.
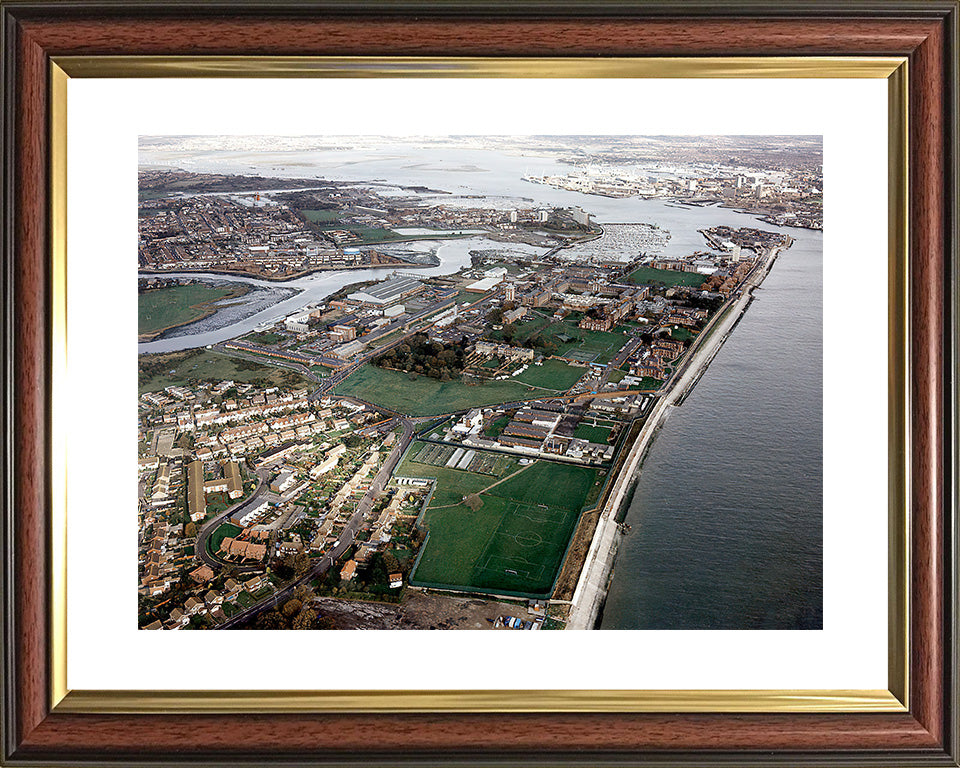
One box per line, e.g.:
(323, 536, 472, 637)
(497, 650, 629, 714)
(636, 376, 665, 390)
(514, 315, 551, 341)
(626, 266, 706, 288)
(553, 324, 630, 365)
(349, 225, 405, 243)
(573, 423, 613, 443)
(332, 364, 562, 416)
(300, 209, 342, 224)
(365, 329, 406, 349)
(484, 415, 510, 438)
(608, 368, 627, 384)
(411, 460, 599, 596)
(453, 290, 488, 304)
(139, 284, 246, 336)
(207, 523, 242, 556)
(486, 314, 551, 343)
(243, 331, 284, 345)
(512, 359, 585, 391)
(139, 349, 312, 395)
(669, 326, 698, 342)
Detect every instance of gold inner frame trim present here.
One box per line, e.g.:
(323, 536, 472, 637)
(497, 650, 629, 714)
(51, 55, 906, 79)
(50, 61, 69, 711)
(57, 688, 903, 715)
(49, 55, 910, 715)
(886, 59, 910, 711)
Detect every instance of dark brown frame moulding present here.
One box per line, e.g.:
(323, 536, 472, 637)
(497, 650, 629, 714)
(1, 1, 957, 766)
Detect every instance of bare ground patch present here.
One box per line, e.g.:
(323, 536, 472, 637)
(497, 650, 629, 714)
(311, 591, 529, 630)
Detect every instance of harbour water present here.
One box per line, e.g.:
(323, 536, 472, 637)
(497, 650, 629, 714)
(140, 140, 822, 629)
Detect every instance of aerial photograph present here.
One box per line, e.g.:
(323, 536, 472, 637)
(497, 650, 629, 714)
(137, 135, 823, 631)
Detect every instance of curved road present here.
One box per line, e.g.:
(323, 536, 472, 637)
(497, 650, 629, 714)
(195, 468, 271, 575)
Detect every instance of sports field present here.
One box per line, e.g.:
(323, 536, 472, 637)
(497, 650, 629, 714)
(529, 320, 630, 365)
(573, 423, 613, 443)
(512, 358, 586, 391)
(556, 331, 629, 364)
(300, 209, 342, 224)
(625, 266, 706, 288)
(332, 363, 564, 416)
(410, 459, 599, 596)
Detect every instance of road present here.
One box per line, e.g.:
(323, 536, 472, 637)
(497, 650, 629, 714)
(216, 419, 416, 629)
(194, 468, 272, 574)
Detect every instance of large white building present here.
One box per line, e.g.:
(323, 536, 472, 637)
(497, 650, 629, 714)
(347, 275, 423, 305)
(572, 207, 592, 227)
(285, 311, 313, 333)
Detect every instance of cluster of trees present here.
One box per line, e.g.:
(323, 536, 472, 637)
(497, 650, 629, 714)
(584, 306, 605, 320)
(254, 589, 320, 630)
(483, 327, 557, 356)
(682, 292, 725, 313)
(373, 333, 469, 381)
(273, 550, 313, 581)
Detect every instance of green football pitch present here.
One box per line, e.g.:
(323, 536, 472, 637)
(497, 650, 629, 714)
(410, 460, 599, 597)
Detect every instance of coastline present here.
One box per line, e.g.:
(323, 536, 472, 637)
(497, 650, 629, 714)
(564, 242, 786, 630)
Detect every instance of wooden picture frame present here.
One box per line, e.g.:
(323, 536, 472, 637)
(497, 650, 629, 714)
(1, 1, 957, 765)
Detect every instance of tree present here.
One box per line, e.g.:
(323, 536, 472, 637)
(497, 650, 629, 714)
(294, 584, 315, 603)
(281, 598, 302, 618)
(184, 522, 197, 538)
(367, 554, 389, 587)
(486, 308, 504, 324)
(464, 494, 483, 511)
(291, 607, 318, 630)
(255, 610, 286, 630)
(293, 550, 312, 576)
(273, 558, 294, 580)
(382, 551, 400, 575)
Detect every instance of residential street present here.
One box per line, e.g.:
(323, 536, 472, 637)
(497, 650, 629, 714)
(216, 419, 415, 629)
